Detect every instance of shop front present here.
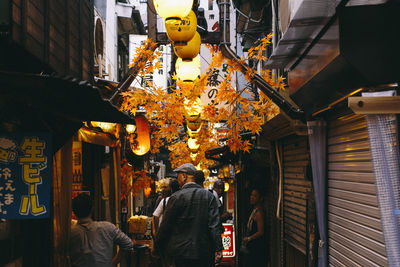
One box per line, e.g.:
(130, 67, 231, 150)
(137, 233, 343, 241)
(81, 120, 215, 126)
(264, 1, 400, 266)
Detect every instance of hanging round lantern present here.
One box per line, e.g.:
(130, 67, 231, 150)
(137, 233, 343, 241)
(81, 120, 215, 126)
(187, 125, 201, 137)
(187, 117, 202, 131)
(173, 32, 201, 60)
(184, 97, 203, 121)
(165, 10, 197, 46)
(153, 0, 193, 22)
(144, 187, 152, 197)
(176, 56, 200, 82)
(130, 115, 150, 156)
(223, 165, 230, 177)
(188, 137, 200, 151)
(190, 152, 198, 161)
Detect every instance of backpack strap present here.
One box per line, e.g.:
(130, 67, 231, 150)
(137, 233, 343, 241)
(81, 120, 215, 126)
(162, 198, 166, 214)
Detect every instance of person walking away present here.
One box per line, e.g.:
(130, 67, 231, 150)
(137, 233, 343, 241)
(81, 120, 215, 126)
(153, 163, 223, 267)
(153, 178, 179, 233)
(152, 178, 179, 267)
(242, 188, 268, 266)
(69, 193, 134, 267)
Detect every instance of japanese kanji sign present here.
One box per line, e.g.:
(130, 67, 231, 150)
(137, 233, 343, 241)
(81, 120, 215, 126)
(0, 133, 51, 219)
(221, 223, 235, 258)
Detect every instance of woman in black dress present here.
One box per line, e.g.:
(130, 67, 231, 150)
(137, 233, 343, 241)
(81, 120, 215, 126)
(242, 188, 268, 266)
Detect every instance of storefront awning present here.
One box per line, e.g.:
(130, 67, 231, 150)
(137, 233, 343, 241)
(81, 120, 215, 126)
(0, 71, 133, 123)
(266, 0, 398, 115)
(0, 71, 134, 150)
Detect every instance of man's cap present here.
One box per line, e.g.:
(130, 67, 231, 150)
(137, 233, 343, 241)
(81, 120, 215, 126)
(173, 163, 197, 175)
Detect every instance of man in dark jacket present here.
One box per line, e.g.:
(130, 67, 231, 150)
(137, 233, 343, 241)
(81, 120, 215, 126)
(153, 163, 223, 267)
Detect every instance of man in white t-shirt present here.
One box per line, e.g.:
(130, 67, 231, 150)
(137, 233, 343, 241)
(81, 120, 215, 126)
(153, 178, 179, 232)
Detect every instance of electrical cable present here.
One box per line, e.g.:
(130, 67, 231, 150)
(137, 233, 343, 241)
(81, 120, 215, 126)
(275, 141, 283, 219)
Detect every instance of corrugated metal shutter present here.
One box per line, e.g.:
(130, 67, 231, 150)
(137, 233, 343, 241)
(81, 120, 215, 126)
(328, 114, 388, 266)
(283, 135, 312, 255)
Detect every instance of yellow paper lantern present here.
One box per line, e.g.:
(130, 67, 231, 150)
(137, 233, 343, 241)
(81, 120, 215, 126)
(203, 169, 210, 179)
(190, 152, 197, 161)
(176, 56, 200, 82)
(184, 97, 203, 121)
(165, 10, 197, 46)
(187, 118, 202, 131)
(223, 165, 230, 177)
(130, 115, 150, 156)
(187, 125, 201, 137)
(188, 137, 200, 151)
(144, 187, 152, 197)
(174, 32, 201, 60)
(153, 0, 193, 21)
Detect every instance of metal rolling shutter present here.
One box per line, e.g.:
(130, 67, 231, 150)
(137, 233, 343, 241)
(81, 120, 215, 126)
(283, 135, 312, 255)
(328, 114, 388, 266)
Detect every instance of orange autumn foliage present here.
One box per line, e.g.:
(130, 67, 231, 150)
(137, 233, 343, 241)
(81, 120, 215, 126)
(121, 35, 285, 168)
(120, 159, 152, 199)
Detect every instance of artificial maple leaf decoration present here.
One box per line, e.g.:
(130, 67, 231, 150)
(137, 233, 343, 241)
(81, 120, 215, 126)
(121, 35, 286, 167)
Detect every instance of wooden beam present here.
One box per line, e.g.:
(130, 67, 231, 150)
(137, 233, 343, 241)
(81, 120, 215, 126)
(348, 96, 400, 114)
(147, 0, 157, 42)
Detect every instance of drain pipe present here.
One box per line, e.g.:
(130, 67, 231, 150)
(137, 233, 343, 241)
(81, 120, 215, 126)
(217, 0, 305, 122)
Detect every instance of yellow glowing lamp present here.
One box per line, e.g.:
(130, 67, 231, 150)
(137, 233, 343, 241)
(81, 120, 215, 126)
(174, 32, 201, 60)
(184, 97, 203, 121)
(224, 182, 229, 192)
(223, 165, 230, 177)
(125, 124, 136, 134)
(190, 152, 197, 161)
(153, 0, 193, 21)
(176, 56, 200, 82)
(204, 168, 210, 179)
(187, 125, 201, 137)
(165, 10, 197, 46)
(144, 187, 152, 197)
(187, 118, 202, 131)
(188, 137, 200, 151)
(130, 115, 150, 156)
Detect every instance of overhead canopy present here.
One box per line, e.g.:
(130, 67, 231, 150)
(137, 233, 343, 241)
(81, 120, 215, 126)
(0, 71, 134, 150)
(264, 0, 398, 115)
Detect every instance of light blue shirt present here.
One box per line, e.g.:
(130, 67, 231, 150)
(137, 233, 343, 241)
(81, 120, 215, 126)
(70, 218, 133, 267)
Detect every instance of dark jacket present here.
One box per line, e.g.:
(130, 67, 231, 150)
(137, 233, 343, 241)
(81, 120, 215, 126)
(154, 182, 223, 260)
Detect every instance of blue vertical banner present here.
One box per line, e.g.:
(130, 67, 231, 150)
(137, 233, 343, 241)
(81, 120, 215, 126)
(0, 133, 51, 219)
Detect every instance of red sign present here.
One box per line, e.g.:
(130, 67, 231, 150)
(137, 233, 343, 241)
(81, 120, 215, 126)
(221, 223, 235, 258)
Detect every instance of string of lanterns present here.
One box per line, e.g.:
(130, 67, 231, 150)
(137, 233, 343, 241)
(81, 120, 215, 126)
(153, 0, 202, 165)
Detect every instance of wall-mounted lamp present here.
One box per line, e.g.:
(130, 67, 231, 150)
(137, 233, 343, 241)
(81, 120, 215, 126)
(125, 124, 136, 134)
